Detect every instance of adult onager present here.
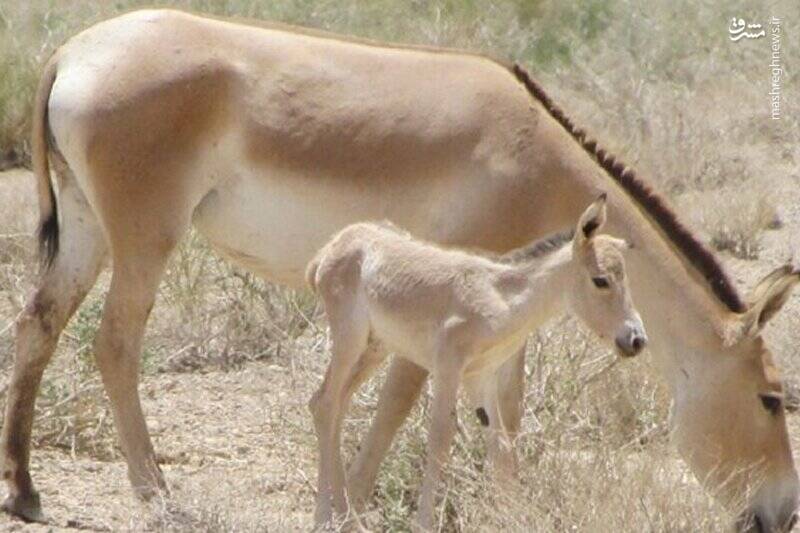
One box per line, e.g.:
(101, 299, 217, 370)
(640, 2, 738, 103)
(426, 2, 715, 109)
(307, 197, 646, 528)
(2, 9, 798, 530)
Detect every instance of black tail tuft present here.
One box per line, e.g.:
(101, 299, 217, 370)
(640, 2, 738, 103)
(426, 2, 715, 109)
(38, 189, 59, 270)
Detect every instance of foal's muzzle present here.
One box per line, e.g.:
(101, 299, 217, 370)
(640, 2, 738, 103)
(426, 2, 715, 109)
(615, 330, 647, 358)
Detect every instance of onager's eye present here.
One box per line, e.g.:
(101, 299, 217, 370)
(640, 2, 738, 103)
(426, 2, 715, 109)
(592, 277, 610, 289)
(759, 393, 783, 415)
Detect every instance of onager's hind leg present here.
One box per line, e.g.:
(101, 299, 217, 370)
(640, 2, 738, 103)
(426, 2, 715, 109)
(92, 244, 179, 499)
(1, 181, 106, 521)
(346, 357, 428, 508)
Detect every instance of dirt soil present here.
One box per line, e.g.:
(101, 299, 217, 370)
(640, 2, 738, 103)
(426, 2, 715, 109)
(1, 361, 320, 532)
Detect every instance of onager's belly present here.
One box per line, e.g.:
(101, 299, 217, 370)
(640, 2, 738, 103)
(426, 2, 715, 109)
(192, 162, 451, 287)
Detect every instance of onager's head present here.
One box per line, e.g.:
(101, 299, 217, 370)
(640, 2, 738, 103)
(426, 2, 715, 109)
(671, 265, 800, 533)
(566, 195, 647, 358)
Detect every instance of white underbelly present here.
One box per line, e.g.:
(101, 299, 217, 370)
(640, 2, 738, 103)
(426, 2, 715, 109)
(464, 330, 529, 377)
(192, 163, 446, 287)
(372, 321, 528, 376)
(365, 299, 532, 375)
(366, 306, 441, 369)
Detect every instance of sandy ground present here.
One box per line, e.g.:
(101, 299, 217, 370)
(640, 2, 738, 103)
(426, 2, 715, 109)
(0, 361, 319, 532)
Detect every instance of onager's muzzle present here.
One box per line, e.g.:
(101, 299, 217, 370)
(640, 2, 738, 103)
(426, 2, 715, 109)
(736, 509, 798, 533)
(736, 472, 800, 533)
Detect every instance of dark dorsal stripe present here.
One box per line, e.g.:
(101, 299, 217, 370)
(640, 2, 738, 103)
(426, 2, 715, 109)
(509, 63, 746, 314)
(498, 229, 575, 265)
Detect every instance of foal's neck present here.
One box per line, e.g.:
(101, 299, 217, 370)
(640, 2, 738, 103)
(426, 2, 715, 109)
(500, 244, 574, 328)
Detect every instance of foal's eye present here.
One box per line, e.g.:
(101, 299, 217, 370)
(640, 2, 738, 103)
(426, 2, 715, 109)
(759, 393, 783, 415)
(592, 277, 610, 289)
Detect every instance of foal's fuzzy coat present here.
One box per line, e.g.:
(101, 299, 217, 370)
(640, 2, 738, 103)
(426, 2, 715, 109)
(307, 196, 646, 529)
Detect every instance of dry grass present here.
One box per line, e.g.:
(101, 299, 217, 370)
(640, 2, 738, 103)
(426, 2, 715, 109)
(707, 193, 781, 260)
(1, 0, 800, 531)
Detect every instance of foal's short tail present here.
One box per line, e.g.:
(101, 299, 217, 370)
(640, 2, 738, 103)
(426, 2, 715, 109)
(307, 226, 365, 293)
(305, 253, 323, 294)
(306, 239, 336, 294)
(32, 52, 61, 269)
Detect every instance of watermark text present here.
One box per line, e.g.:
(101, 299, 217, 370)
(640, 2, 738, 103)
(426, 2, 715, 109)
(769, 16, 781, 120)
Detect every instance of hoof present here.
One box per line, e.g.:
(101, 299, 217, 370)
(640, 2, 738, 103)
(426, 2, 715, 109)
(1, 492, 45, 523)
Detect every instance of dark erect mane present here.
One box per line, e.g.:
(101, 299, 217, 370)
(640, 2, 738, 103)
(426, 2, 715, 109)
(509, 63, 746, 313)
(497, 229, 575, 265)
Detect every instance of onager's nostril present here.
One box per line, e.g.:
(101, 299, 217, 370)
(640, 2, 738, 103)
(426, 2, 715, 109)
(615, 337, 637, 357)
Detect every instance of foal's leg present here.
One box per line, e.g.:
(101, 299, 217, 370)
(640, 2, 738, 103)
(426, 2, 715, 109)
(347, 357, 428, 508)
(416, 351, 465, 531)
(333, 341, 387, 523)
(1, 180, 106, 521)
(309, 297, 371, 526)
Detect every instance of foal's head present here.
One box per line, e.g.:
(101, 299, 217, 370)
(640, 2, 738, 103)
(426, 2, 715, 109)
(566, 194, 647, 357)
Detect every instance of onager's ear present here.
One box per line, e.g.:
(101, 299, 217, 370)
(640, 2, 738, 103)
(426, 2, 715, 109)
(747, 264, 794, 306)
(575, 193, 607, 245)
(783, 378, 800, 414)
(741, 265, 800, 338)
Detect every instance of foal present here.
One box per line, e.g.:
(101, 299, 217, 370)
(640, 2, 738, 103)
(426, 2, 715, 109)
(306, 195, 646, 529)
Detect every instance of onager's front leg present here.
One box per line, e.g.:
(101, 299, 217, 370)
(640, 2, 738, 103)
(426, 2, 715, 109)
(465, 376, 513, 485)
(416, 351, 465, 531)
(489, 345, 525, 481)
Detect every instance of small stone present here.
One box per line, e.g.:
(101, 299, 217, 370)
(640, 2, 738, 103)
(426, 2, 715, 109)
(766, 213, 783, 230)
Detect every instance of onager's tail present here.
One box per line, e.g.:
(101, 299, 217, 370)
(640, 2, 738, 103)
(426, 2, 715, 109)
(32, 53, 60, 269)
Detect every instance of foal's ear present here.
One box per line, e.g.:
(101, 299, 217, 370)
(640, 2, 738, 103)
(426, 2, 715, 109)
(576, 193, 607, 243)
(740, 265, 800, 339)
(606, 236, 633, 251)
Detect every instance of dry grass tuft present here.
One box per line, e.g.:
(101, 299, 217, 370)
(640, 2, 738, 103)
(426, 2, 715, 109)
(154, 230, 319, 374)
(140, 496, 236, 532)
(707, 194, 780, 260)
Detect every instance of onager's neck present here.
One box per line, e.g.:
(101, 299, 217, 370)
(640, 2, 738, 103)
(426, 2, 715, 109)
(530, 138, 729, 397)
(508, 64, 739, 397)
(612, 211, 725, 382)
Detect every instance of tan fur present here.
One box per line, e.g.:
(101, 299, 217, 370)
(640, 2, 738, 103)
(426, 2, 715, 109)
(308, 199, 645, 528)
(2, 9, 798, 530)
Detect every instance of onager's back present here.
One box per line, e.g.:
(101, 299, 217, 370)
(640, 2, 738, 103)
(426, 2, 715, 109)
(307, 196, 647, 529)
